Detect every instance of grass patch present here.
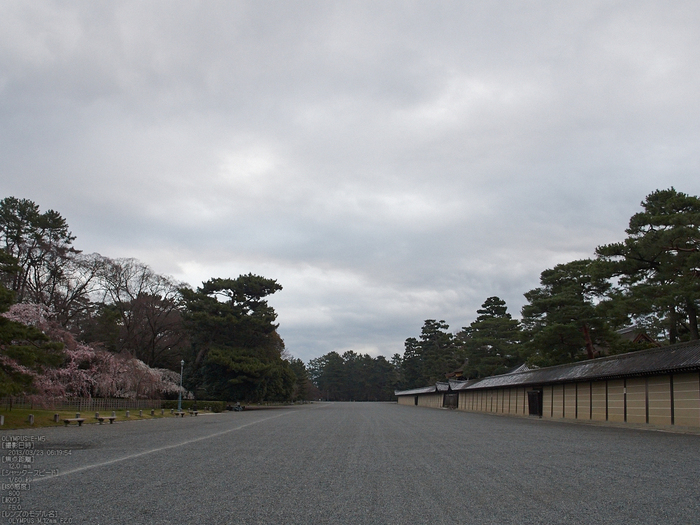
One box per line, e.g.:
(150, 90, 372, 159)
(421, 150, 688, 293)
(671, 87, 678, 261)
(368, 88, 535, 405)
(0, 407, 211, 430)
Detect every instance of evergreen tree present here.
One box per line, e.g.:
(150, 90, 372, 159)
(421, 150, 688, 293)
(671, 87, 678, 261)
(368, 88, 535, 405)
(399, 337, 424, 389)
(180, 274, 292, 402)
(458, 297, 522, 378)
(521, 259, 616, 366)
(596, 188, 700, 343)
(288, 357, 311, 401)
(396, 320, 464, 385)
(0, 197, 78, 309)
(308, 351, 345, 400)
(0, 255, 64, 396)
(418, 319, 463, 383)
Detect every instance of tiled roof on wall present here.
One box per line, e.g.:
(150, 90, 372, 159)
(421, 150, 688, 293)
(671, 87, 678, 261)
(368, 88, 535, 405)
(395, 340, 700, 396)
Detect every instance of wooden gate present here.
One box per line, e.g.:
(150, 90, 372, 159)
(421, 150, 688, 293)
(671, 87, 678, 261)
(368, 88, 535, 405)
(443, 393, 458, 409)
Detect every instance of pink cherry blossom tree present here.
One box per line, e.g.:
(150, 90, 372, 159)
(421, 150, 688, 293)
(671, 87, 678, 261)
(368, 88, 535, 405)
(2, 303, 181, 402)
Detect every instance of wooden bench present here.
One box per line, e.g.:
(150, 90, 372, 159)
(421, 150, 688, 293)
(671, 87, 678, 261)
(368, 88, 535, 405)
(95, 416, 117, 424)
(63, 418, 86, 426)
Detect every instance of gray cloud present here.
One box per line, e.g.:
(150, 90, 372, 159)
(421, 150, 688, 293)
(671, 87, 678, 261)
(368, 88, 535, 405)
(2, 1, 700, 361)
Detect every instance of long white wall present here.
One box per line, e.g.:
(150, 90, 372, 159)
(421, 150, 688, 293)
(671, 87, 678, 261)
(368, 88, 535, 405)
(400, 372, 700, 429)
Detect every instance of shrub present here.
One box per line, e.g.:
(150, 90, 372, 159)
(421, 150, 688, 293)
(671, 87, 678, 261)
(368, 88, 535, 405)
(161, 400, 225, 413)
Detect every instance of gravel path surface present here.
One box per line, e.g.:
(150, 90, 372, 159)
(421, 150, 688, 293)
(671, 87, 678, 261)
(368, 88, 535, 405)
(3, 403, 699, 524)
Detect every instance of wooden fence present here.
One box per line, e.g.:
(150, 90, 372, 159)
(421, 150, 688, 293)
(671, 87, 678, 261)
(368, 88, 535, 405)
(0, 396, 165, 411)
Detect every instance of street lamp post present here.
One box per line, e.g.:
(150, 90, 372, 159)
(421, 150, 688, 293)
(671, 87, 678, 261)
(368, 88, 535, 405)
(178, 359, 184, 412)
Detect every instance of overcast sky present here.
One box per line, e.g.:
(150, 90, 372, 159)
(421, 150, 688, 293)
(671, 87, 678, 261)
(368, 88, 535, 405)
(2, 1, 699, 362)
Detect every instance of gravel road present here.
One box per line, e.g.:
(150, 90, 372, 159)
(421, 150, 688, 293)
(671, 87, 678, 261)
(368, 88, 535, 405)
(3, 403, 699, 524)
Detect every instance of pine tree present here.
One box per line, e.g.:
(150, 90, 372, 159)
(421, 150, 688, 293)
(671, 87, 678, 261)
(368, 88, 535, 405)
(596, 188, 700, 343)
(458, 297, 522, 378)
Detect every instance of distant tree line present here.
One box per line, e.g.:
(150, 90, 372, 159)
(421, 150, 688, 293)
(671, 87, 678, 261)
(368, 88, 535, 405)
(308, 351, 396, 401)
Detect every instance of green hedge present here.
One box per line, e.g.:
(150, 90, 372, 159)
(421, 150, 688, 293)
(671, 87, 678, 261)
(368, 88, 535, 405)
(161, 400, 226, 413)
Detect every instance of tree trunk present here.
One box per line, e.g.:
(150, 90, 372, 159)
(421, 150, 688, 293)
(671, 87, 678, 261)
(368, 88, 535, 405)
(581, 323, 596, 359)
